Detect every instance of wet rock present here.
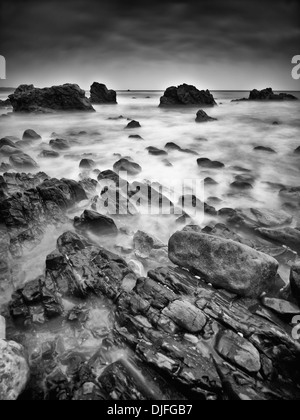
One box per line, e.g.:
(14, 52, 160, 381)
(133, 230, 165, 256)
(254, 146, 276, 154)
(9, 276, 63, 326)
(290, 264, 300, 304)
(0, 145, 21, 156)
(9, 84, 95, 113)
(147, 147, 168, 156)
(257, 227, 300, 253)
(9, 153, 39, 170)
(0, 137, 20, 149)
(39, 150, 60, 158)
(195, 109, 217, 123)
(50, 138, 70, 150)
(261, 297, 300, 317)
(169, 231, 278, 297)
(90, 82, 117, 104)
(125, 120, 141, 129)
(230, 181, 253, 190)
(74, 209, 118, 236)
(0, 340, 29, 400)
(163, 300, 207, 333)
(79, 159, 95, 169)
(113, 158, 142, 175)
(22, 129, 41, 141)
(197, 158, 224, 169)
(216, 330, 261, 374)
(220, 207, 293, 229)
(164, 142, 198, 155)
(159, 84, 217, 107)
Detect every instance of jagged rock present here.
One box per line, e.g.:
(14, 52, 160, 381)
(133, 231, 165, 256)
(0, 98, 11, 107)
(249, 88, 298, 101)
(159, 84, 217, 107)
(49, 138, 70, 150)
(22, 129, 41, 141)
(9, 276, 63, 326)
(79, 159, 95, 169)
(261, 297, 300, 317)
(39, 150, 60, 158)
(9, 153, 39, 170)
(195, 109, 217, 123)
(290, 264, 300, 304)
(113, 158, 142, 175)
(197, 158, 224, 169)
(0, 340, 29, 400)
(220, 207, 293, 229)
(90, 82, 117, 104)
(74, 210, 118, 236)
(216, 330, 261, 374)
(168, 231, 278, 297)
(9, 84, 95, 113)
(125, 120, 141, 129)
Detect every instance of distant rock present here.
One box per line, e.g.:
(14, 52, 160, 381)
(39, 150, 60, 159)
(0, 340, 29, 400)
(233, 88, 298, 102)
(230, 181, 253, 190)
(129, 134, 143, 139)
(9, 84, 95, 113)
(74, 209, 118, 236)
(169, 231, 278, 298)
(90, 82, 117, 104)
(113, 158, 142, 175)
(22, 129, 41, 141)
(159, 84, 217, 107)
(254, 146, 276, 154)
(125, 120, 141, 129)
(50, 138, 70, 150)
(79, 158, 95, 169)
(195, 109, 217, 123)
(147, 146, 168, 156)
(0, 98, 11, 107)
(197, 158, 225, 169)
(165, 142, 198, 155)
(9, 153, 39, 170)
(294, 146, 300, 154)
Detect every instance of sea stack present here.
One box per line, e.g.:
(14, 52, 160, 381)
(90, 82, 117, 104)
(159, 84, 217, 107)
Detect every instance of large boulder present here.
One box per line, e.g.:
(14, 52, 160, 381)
(22, 129, 41, 141)
(168, 231, 279, 297)
(159, 84, 217, 107)
(74, 209, 118, 236)
(0, 340, 29, 400)
(9, 84, 95, 113)
(90, 82, 117, 104)
(113, 158, 142, 175)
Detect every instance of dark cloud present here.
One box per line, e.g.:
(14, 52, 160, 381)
(0, 0, 299, 89)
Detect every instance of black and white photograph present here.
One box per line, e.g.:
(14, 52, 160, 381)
(0, 0, 300, 402)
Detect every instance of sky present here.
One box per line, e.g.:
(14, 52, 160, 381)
(0, 0, 299, 90)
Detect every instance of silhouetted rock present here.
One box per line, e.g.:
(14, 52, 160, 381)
(169, 231, 278, 298)
(129, 134, 143, 139)
(74, 210, 118, 236)
(9, 84, 95, 113)
(165, 142, 198, 155)
(0, 98, 11, 107)
(113, 158, 142, 175)
(22, 129, 41, 141)
(294, 146, 300, 154)
(195, 109, 217, 122)
(125, 120, 141, 129)
(249, 88, 298, 101)
(159, 84, 217, 107)
(90, 82, 117, 104)
(230, 181, 253, 190)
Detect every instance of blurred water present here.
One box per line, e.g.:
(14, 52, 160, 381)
(1, 89, 300, 279)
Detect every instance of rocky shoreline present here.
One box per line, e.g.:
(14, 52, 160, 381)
(0, 84, 300, 400)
